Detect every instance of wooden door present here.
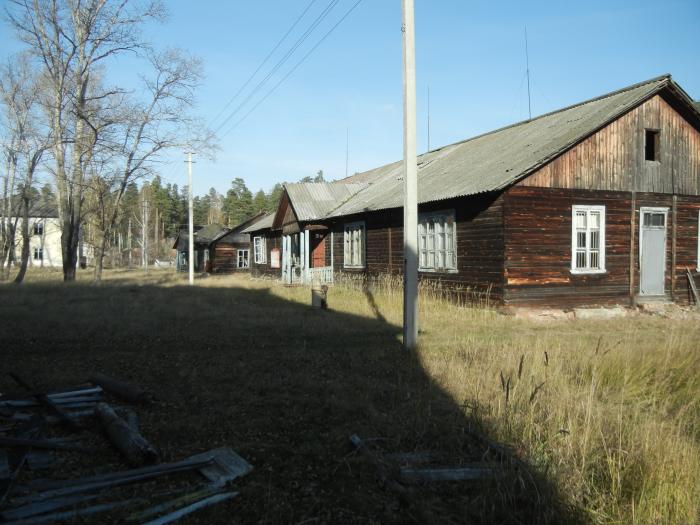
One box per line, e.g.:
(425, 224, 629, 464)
(639, 208, 668, 296)
(311, 232, 326, 268)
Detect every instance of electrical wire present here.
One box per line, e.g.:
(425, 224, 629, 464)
(220, 0, 364, 139)
(211, 0, 342, 136)
(207, 0, 319, 131)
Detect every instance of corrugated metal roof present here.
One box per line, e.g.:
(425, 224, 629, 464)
(241, 212, 275, 233)
(284, 182, 368, 221)
(324, 75, 674, 217)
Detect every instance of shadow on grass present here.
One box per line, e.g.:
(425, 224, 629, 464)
(0, 278, 587, 524)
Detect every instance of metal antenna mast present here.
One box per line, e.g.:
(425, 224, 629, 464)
(525, 25, 532, 120)
(427, 84, 430, 152)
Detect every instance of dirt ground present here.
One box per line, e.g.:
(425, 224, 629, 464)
(0, 271, 584, 524)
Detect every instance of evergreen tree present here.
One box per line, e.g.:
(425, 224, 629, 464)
(267, 183, 284, 213)
(252, 190, 267, 214)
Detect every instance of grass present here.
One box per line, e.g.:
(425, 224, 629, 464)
(1, 268, 699, 524)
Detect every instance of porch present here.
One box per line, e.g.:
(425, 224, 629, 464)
(281, 227, 334, 285)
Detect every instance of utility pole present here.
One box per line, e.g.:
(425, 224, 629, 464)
(402, 0, 418, 350)
(186, 152, 195, 286)
(127, 217, 132, 270)
(142, 199, 149, 274)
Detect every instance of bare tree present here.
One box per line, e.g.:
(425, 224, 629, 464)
(6, 0, 164, 281)
(87, 49, 204, 281)
(0, 55, 49, 282)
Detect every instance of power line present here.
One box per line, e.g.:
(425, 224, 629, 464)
(211, 0, 343, 136)
(207, 0, 319, 131)
(220, 0, 365, 139)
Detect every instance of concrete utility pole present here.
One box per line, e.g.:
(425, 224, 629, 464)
(186, 152, 195, 286)
(127, 217, 132, 269)
(142, 199, 149, 274)
(402, 0, 418, 350)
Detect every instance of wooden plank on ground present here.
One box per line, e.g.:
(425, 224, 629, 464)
(399, 465, 506, 483)
(95, 403, 158, 466)
(89, 373, 149, 404)
(8, 374, 80, 431)
(140, 491, 238, 525)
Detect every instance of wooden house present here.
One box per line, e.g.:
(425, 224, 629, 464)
(247, 75, 700, 308)
(208, 213, 268, 273)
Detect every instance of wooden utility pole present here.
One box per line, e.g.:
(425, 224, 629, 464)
(402, 0, 418, 350)
(186, 152, 195, 286)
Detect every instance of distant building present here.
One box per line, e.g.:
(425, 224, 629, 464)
(247, 75, 700, 308)
(7, 204, 92, 269)
(172, 213, 266, 273)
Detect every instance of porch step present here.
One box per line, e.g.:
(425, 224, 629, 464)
(635, 295, 672, 304)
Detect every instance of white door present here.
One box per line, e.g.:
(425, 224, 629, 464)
(639, 208, 668, 296)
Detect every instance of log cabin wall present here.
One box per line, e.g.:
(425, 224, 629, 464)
(250, 230, 281, 278)
(211, 241, 251, 273)
(504, 186, 700, 307)
(329, 194, 506, 303)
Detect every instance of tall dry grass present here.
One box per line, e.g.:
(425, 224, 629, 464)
(288, 275, 699, 524)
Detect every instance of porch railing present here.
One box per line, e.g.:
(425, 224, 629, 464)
(307, 266, 333, 284)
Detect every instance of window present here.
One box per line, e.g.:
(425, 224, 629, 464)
(253, 236, 266, 264)
(571, 205, 606, 273)
(697, 211, 700, 271)
(418, 210, 457, 271)
(237, 249, 250, 269)
(343, 221, 365, 268)
(33, 222, 43, 236)
(645, 129, 660, 161)
(33, 248, 43, 261)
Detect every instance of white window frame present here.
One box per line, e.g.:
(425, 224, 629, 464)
(253, 236, 267, 264)
(237, 249, 250, 269)
(697, 210, 699, 272)
(418, 210, 457, 273)
(343, 221, 365, 269)
(33, 247, 43, 261)
(571, 205, 606, 274)
(33, 221, 43, 236)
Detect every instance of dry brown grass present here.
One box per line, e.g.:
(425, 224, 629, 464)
(1, 268, 698, 524)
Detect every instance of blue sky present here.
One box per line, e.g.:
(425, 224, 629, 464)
(2, 0, 699, 195)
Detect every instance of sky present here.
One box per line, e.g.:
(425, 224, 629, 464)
(1, 0, 699, 196)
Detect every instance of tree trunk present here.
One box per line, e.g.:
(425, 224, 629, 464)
(93, 234, 106, 282)
(13, 196, 31, 284)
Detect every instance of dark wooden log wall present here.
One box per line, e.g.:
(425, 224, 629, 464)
(673, 196, 700, 304)
(250, 231, 281, 278)
(328, 194, 506, 303)
(211, 242, 250, 273)
(503, 186, 700, 307)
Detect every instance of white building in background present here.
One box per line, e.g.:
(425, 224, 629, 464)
(9, 205, 93, 268)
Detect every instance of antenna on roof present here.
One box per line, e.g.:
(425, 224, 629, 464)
(427, 84, 431, 152)
(525, 25, 532, 120)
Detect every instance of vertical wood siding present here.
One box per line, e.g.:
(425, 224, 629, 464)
(520, 94, 700, 195)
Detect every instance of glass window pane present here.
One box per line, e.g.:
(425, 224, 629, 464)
(575, 211, 587, 228)
(590, 231, 599, 250)
(590, 212, 600, 229)
(577, 232, 586, 249)
(576, 251, 586, 269)
(590, 250, 599, 269)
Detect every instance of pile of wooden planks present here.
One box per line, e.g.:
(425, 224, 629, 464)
(0, 372, 253, 524)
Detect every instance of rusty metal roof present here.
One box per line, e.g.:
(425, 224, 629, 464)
(323, 75, 681, 217)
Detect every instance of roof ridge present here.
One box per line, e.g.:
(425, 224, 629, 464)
(424, 74, 671, 156)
